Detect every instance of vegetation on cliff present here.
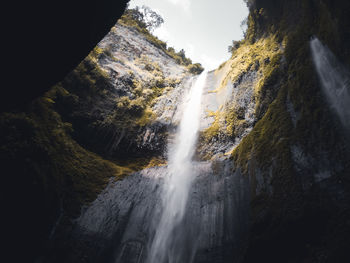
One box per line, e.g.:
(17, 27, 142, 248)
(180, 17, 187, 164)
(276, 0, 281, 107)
(0, 95, 131, 261)
(119, 7, 204, 74)
(201, 35, 283, 147)
(1, 5, 199, 261)
(3, 1, 350, 262)
(196, 0, 350, 261)
(210, 0, 350, 262)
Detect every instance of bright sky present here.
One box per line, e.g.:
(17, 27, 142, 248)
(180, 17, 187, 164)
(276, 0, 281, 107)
(128, 0, 249, 70)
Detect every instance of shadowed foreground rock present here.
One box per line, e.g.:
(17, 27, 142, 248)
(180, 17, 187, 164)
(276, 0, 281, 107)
(3, 0, 129, 111)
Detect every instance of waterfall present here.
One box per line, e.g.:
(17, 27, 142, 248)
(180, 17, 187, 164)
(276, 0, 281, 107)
(147, 71, 207, 263)
(310, 37, 350, 128)
(73, 69, 251, 263)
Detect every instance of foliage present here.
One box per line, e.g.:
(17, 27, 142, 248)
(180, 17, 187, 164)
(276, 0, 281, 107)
(228, 40, 242, 53)
(0, 42, 178, 232)
(220, 1, 350, 261)
(0, 98, 130, 224)
(119, 7, 203, 72)
(243, 0, 256, 9)
(187, 63, 204, 74)
(200, 34, 283, 155)
(56, 44, 185, 161)
(195, 1, 350, 261)
(233, 0, 350, 200)
(123, 5, 164, 32)
(139, 5, 164, 32)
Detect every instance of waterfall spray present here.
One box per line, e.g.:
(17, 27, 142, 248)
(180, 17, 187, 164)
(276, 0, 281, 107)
(147, 71, 207, 263)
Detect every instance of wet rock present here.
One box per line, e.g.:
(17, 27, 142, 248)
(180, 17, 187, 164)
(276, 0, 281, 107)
(53, 160, 250, 263)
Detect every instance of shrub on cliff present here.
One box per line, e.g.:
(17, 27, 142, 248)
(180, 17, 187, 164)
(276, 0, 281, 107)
(187, 63, 204, 74)
(119, 7, 203, 72)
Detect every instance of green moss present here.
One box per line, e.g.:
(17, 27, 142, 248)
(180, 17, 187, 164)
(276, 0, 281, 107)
(136, 107, 156, 126)
(225, 106, 248, 138)
(211, 35, 282, 94)
(202, 34, 283, 147)
(0, 98, 132, 217)
(203, 0, 350, 197)
(232, 86, 293, 173)
(101, 45, 125, 64)
(56, 45, 171, 139)
(1, 47, 177, 219)
(207, 1, 350, 261)
(202, 109, 222, 142)
(113, 156, 167, 172)
(136, 55, 164, 77)
(90, 46, 104, 59)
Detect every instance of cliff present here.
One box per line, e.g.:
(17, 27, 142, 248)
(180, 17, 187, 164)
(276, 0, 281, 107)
(1, 10, 201, 262)
(2, 1, 350, 262)
(201, 0, 350, 261)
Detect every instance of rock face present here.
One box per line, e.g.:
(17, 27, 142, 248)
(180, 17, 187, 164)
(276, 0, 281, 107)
(3, 1, 350, 263)
(1, 11, 196, 263)
(55, 1, 350, 262)
(226, 1, 350, 262)
(47, 161, 250, 263)
(98, 25, 188, 80)
(56, 22, 192, 159)
(198, 35, 282, 160)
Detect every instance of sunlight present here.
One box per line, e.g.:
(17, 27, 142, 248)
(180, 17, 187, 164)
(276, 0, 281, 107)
(129, 0, 249, 70)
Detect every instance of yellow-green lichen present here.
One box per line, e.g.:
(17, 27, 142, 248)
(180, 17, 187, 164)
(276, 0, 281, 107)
(202, 34, 284, 150)
(231, 86, 293, 174)
(0, 97, 133, 217)
(212, 35, 282, 95)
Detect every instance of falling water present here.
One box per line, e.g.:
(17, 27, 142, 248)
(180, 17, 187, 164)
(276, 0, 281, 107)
(310, 37, 350, 128)
(147, 71, 207, 263)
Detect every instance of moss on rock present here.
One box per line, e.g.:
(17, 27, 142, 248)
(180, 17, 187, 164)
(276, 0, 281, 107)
(218, 1, 350, 262)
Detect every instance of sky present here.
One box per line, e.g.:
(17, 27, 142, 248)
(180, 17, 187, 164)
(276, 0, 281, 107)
(129, 0, 249, 70)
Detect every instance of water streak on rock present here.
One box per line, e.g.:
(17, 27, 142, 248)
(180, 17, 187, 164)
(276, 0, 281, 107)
(147, 71, 208, 263)
(310, 37, 350, 128)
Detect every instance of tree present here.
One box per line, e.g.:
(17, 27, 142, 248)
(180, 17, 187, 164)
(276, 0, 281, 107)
(123, 6, 164, 32)
(139, 5, 164, 32)
(124, 7, 146, 28)
(167, 47, 175, 53)
(240, 17, 248, 37)
(178, 49, 186, 60)
(243, 0, 255, 9)
(228, 40, 241, 53)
